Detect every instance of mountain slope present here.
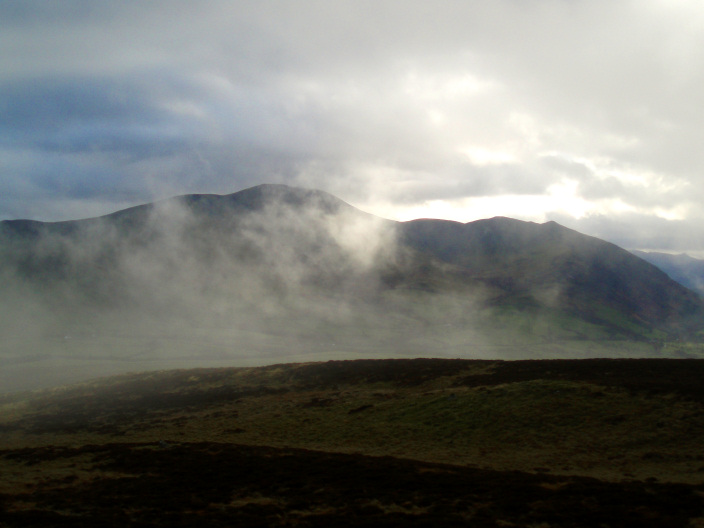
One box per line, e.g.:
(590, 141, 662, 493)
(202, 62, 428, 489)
(632, 250, 704, 297)
(2, 183, 702, 337)
(0, 184, 391, 307)
(1, 183, 703, 392)
(401, 217, 704, 337)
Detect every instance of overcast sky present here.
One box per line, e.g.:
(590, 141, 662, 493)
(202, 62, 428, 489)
(2, 0, 704, 254)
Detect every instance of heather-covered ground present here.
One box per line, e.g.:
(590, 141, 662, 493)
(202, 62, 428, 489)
(2, 358, 704, 526)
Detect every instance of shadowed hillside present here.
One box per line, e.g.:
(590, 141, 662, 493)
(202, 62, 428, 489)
(401, 217, 704, 336)
(633, 250, 704, 297)
(3, 184, 702, 339)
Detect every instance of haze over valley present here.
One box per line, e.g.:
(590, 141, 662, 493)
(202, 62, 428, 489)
(2, 184, 703, 393)
(4, 1, 704, 394)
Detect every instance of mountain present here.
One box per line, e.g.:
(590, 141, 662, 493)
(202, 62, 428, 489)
(2, 183, 702, 339)
(632, 250, 704, 297)
(1, 183, 704, 392)
(0, 184, 386, 307)
(400, 218, 704, 338)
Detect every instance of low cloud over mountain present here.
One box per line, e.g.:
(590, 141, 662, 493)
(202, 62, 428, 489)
(1, 184, 702, 392)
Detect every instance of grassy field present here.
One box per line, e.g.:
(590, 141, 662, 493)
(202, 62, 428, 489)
(2, 358, 704, 526)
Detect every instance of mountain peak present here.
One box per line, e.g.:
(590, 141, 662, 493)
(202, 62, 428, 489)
(173, 184, 356, 218)
(2, 183, 703, 345)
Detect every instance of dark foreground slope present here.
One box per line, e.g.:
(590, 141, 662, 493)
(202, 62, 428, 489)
(2, 442, 701, 528)
(3, 359, 704, 526)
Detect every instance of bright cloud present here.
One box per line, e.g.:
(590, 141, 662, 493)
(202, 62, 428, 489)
(2, 0, 704, 252)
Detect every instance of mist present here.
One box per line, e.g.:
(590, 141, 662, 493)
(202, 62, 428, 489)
(4, 183, 695, 394)
(0, 187, 485, 393)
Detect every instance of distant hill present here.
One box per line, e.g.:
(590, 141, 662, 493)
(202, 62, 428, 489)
(1, 183, 704, 391)
(0, 184, 386, 308)
(631, 250, 704, 297)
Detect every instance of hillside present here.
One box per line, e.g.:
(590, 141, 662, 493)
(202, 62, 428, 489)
(633, 250, 704, 297)
(2, 359, 704, 526)
(2, 183, 701, 339)
(401, 218, 704, 337)
(2, 184, 704, 392)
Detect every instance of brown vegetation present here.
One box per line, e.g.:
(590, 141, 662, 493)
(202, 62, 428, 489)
(2, 358, 704, 526)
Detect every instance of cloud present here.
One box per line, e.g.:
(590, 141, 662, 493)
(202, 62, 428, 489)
(1, 1, 704, 251)
(548, 210, 704, 256)
(0, 189, 420, 391)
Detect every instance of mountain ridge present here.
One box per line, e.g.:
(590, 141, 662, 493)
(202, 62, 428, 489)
(2, 183, 702, 336)
(1, 183, 703, 391)
(632, 250, 704, 297)
(399, 214, 703, 337)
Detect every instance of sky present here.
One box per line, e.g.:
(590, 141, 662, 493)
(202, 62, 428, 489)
(2, 0, 704, 255)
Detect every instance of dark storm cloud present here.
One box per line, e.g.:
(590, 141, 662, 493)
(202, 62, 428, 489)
(0, 72, 214, 218)
(0, 76, 184, 153)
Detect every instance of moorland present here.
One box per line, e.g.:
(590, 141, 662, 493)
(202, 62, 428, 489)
(2, 358, 704, 526)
